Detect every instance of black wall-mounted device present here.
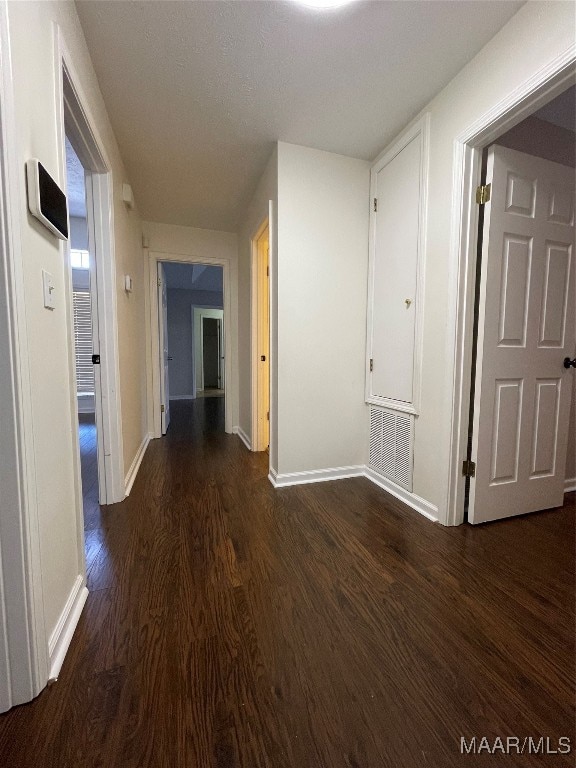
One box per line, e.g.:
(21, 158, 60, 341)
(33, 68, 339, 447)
(26, 159, 69, 240)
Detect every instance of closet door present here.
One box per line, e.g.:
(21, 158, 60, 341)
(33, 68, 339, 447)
(366, 116, 429, 413)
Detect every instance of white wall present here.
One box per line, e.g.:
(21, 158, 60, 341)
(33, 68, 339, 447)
(6, 1, 145, 652)
(237, 149, 278, 461)
(69, 216, 88, 250)
(372, 1, 576, 519)
(167, 288, 223, 397)
(142, 221, 238, 426)
(276, 142, 370, 476)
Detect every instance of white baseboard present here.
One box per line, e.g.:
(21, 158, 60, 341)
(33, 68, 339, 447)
(364, 467, 439, 522)
(272, 465, 365, 488)
(125, 432, 151, 496)
(267, 461, 438, 522)
(169, 395, 195, 401)
(48, 575, 88, 681)
(565, 477, 576, 493)
(233, 426, 251, 451)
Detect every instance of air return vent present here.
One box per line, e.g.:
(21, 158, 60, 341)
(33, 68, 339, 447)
(369, 406, 414, 491)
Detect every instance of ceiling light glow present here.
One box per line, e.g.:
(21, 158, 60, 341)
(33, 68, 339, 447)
(293, 0, 358, 9)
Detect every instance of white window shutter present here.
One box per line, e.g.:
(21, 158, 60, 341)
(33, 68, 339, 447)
(72, 290, 94, 394)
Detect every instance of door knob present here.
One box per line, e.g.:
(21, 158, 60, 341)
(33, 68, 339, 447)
(405, 298, 412, 308)
(564, 357, 576, 369)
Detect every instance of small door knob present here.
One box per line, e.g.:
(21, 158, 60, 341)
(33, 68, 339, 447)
(405, 298, 412, 308)
(564, 357, 576, 369)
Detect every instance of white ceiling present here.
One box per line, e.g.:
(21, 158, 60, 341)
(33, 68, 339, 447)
(535, 85, 576, 132)
(76, 0, 524, 232)
(163, 262, 223, 293)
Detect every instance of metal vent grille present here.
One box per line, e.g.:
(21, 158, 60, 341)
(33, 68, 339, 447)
(369, 406, 414, 491)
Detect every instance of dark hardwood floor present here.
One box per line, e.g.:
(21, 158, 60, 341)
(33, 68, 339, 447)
(0, 398, 574, 767)
(78, 412, 106, 577)
(78, 412, 99, 522)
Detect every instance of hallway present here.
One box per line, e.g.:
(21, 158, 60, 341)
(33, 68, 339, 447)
(0, 398, 573, 767)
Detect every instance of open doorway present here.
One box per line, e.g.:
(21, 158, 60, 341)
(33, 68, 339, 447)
(148, 252, 232, 436)
(58, 58, 126, 633)
(65, 137, 100, 530)
(157, 261, 225, 434)
(251, 219, 270, 452)
(194, 308, 225, 396)
(464, 85, 575, 524)
(202, 317, 221, 389)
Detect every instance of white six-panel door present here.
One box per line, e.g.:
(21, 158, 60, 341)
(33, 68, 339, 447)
(469, 146, 575, 524)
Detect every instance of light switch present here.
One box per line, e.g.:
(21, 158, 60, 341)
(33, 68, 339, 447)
(42, 269, 55, 310)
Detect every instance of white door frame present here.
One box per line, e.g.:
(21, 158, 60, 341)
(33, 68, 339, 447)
(251, 216, 271, 453)
(148, 252, 233, 435)
(0, 0, 48, 710)
(158, 263, 171, 434)
(55, 27, 125, 507)
(444, 48, 575, 526)
(193, 307, 224, 393)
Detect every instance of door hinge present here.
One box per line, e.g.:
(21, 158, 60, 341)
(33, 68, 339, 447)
(373, 198, 378, 212)
(462, 459, 476, 478)
(161, 404, 165, 413)
(157, 278, 161, 287)
(266, 411, 269, 421)
(475, 184, 491, 205)
(369, 358, 373, 372)
(266, 266, 269, 277)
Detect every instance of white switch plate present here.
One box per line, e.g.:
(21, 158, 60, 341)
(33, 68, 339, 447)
(42, 269, 55, 310)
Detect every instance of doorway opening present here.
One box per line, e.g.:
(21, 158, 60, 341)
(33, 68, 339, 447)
(65, 136, 101, 532)
(251, 219, 270, 452)
(60, 60, 125, 507)
(157, 261, 225, 434)
(195, 308, 225, 396)
(464, 84, 575, 524)
(445, 57, 575, 527)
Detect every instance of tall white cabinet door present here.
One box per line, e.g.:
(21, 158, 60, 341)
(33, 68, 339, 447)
(469, 146, 575, 524)
(366, 117, 428, 411)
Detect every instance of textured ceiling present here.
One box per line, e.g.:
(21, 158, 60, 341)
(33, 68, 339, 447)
(76, 0, 524, 232)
